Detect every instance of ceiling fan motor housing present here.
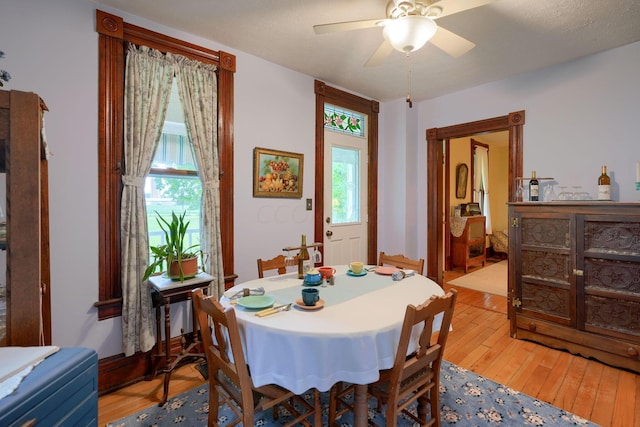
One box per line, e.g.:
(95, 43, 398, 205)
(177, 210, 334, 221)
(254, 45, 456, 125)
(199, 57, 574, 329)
(387, 0, 443, 19)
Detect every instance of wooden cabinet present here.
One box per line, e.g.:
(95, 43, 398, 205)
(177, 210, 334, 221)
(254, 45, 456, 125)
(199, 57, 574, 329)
(508, 202, 640, 373)
(0, 90, 51, 346)
(451, 215, 486, 272)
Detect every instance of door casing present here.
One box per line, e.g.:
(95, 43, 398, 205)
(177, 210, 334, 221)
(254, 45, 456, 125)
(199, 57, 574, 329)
(314, 80, 379, 265)
(426, 111, 525, 284)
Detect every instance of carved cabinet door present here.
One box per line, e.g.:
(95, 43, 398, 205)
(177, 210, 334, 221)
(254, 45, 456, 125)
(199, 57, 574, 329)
(512, 212, 576, 327)
(579, 215, 640, 342)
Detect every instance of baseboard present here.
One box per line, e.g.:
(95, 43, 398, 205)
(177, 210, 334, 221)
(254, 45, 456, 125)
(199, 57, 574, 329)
(98, 333, 194, 395)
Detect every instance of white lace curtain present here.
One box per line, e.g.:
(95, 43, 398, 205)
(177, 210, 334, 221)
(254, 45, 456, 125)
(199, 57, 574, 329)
(121, 44, 223, 356)
(474, 146, 492, 235)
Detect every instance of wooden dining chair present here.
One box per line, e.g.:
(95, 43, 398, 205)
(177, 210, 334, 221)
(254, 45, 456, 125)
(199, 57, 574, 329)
(192, 289, 321, 427)
(378, 251, 425, 275)
(329, 289, 458, 427)
(257, 254, 298, 278)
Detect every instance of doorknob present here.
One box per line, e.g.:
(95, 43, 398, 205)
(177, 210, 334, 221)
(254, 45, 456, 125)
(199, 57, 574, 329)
(326, 230, 333, 237)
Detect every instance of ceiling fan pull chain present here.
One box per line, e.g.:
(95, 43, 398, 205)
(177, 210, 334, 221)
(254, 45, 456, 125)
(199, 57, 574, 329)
(406, 54, 413, 108)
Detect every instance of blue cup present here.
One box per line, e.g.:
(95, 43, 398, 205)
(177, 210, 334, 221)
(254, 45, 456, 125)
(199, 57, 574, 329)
(305, 271, 322, 284)
(301, 288, 320, 306)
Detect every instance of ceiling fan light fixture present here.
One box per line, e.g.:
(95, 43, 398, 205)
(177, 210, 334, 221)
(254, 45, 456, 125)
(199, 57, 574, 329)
(383, 15, 437, 53)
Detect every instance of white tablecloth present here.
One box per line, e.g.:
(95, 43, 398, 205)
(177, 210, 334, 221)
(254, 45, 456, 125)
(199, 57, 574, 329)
(221, 265, 444, 394)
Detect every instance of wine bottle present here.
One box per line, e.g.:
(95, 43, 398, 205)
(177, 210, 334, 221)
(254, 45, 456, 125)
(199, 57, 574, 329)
(529, 171, 539, 201)
(597, 165, 611, 200)
(298, 234, 310, 279)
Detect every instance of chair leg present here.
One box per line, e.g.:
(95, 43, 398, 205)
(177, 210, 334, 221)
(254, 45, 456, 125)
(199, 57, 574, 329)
(328, 384, 338, 426)
(313, 389, 322, 426)
(209, 385, 219, 427)
(417, 393, 429, 425)
(429, 387, 440, 427)
(385, 402, 398, 427)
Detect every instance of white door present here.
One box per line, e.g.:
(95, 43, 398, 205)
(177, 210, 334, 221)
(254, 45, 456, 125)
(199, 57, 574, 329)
(323, 110, 368, 265)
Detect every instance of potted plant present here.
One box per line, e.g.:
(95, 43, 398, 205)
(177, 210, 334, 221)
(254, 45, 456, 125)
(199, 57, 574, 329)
(142, 210, 205, 282)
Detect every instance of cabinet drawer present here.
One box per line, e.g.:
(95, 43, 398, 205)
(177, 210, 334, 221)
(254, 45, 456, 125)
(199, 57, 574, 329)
(515, 316, 640, 373)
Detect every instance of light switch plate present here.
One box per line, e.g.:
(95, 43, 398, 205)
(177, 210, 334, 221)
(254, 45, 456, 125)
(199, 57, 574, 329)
(306, 198, 312, 210)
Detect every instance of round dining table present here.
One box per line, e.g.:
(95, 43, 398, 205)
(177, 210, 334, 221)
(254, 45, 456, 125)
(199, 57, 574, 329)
(220, 265, 444, 426)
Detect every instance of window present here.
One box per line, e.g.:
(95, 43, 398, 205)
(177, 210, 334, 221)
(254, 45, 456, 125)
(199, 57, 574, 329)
(94, 10, 236, 319)
(146, 81, 202, 258)
(331, 146, 360, 224)
(324, 105, 364, 136)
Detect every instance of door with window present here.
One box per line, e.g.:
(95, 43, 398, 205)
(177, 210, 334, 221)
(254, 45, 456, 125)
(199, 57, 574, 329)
(322, 106, 368, 265)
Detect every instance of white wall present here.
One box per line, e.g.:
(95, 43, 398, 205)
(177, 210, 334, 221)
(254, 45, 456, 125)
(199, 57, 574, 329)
(234, 55, 315, 283)
(3, 0, 639, 360)
(378, 99, 407, 255)
(379, 40, 640, 268)
(0, 0, 317, 358)
(378, 100, 423, 260)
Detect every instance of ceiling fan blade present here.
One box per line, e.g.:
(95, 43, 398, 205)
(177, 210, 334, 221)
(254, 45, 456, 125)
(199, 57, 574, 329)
(313, 18, 385, 35)
(365, 40, 394, 67)
(430, 0, 495, 19)
(429, 26, 475, 57)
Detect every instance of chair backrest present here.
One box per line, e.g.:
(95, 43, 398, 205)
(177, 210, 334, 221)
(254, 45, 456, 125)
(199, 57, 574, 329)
(257, 254, 298, 278)
(192, 288, 255, 406)
(390, 289, 457, 392)
(193, 288, 322, 426)
(378, 251, 425, 275)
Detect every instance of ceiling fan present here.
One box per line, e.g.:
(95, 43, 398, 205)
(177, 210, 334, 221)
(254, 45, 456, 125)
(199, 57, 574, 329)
(313, 0, 494, 67)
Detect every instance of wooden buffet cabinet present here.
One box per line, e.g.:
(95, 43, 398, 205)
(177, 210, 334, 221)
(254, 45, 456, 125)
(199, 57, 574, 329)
(451, 215, 486, 273)
(508, 202, 640, 373)
(0, 89, 51, 346)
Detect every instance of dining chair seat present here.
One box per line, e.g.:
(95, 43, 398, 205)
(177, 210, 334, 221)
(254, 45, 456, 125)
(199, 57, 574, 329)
(329, 289, 457, 427)
(378, 251, 425, 275)
(192, 288, 321, 426)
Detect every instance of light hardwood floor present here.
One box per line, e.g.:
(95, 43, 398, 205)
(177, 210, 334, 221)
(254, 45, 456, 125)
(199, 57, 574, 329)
(98, 268, 640, 426)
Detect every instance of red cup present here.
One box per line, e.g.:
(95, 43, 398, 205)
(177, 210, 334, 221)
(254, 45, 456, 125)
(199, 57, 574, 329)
(318, 267, 336, 279)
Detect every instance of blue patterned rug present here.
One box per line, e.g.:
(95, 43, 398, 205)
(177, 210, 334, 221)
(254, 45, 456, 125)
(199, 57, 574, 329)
(106, 361, 598, 426)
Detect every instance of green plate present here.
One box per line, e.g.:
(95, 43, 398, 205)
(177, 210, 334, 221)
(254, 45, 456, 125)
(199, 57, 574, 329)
(346, 269, 367, 277)
(236, 295, 275, 310)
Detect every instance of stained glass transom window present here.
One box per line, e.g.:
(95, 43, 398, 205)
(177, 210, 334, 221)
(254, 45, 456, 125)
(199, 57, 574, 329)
(324, 105, 364, 137)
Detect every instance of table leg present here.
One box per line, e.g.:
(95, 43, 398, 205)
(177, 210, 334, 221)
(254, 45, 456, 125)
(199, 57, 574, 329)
(353, 384, 368, 427)
(160, 295, 171, 406)
(189, 293, 201, 353)
(146, 303, 162, 381)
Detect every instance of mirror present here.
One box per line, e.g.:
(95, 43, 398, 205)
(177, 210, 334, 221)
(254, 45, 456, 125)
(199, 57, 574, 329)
(456, 163, 468, 199)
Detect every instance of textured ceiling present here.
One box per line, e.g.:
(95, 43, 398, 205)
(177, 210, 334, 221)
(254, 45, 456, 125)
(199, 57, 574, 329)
(92, 0, 640, 102)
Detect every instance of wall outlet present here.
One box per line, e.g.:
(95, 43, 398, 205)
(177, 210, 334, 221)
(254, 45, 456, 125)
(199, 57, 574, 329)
(306, 198, 312, 210)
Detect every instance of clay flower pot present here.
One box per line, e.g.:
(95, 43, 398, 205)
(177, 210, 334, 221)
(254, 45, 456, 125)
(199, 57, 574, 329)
(168, 256, 199, 280)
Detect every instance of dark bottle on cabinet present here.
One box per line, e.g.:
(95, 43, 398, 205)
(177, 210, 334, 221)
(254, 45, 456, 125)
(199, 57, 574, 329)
(529, 171, 539, 201)
(597, 165, 611, 200)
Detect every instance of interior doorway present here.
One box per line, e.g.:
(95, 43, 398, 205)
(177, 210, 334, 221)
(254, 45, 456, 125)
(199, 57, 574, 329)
(426, 111, 525, 284)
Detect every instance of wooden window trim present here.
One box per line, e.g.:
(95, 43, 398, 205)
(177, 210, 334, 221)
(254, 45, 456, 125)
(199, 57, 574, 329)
(94, 10, 235, 319)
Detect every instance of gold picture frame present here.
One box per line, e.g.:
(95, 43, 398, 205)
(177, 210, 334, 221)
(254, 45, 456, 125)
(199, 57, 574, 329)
(253, 147, 303, 198)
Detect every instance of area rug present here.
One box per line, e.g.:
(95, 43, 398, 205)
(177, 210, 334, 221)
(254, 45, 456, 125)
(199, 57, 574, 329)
(106, 360, 597, 426)
(448, 260, 507, 296)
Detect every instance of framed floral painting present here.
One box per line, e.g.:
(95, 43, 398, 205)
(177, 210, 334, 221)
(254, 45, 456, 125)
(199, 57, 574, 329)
(253, 147, 303, 198)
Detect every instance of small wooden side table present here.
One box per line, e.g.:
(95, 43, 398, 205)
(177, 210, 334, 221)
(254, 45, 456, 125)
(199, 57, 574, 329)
(148, 272, 213, 406)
